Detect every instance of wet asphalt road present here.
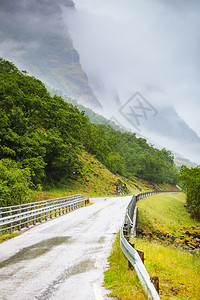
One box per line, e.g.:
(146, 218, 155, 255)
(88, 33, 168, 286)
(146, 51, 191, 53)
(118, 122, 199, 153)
(0, 196, 131, 300)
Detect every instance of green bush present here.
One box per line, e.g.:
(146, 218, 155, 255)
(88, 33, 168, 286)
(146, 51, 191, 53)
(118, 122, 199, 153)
(0, 57, 178, 206)
(179, 165, 200, 219)
(0, 159, 32, 207)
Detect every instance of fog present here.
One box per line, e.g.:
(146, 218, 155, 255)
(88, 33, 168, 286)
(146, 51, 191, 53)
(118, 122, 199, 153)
(64, 0, 200, 135)
(0, 0, 199, 163)
(61, 0, 200, 163)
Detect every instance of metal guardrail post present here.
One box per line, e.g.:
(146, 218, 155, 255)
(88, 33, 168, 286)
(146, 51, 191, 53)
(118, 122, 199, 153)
(50, 200, 53, 219)
(54, 200, 57, 218)
(18, 205, 21, 231)
(65, 199, 67, 213)
(9, 207, 13, 233)
(33, 203, 36, 225)
(45, 202, 48, 221)
(58, 199, 61, 216)
(40, 203, 42, 222)
(61, 200, 63, 215)
(26, 204, 30, 228)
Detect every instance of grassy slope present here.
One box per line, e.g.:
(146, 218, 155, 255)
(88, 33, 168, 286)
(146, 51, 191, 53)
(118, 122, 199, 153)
(135, 239, 200, 299)
(137, 193, 198, 237)
(136, 193, 200, 299)
(33, 151, 138, 200)
(104, 193, 200, 300)
(104, 233, 146, 300)
(1, 152, 179, 243)
(33, 151, 179, 201)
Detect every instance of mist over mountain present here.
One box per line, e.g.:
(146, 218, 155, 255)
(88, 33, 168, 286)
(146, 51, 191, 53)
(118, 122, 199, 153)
(0, 0, 199, 163)
(0, 0, 101, 108)
(138, 106, 200, 164)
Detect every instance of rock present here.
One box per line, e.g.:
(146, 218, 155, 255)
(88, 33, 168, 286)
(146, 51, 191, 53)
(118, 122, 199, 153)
(0, 0, 102, 109)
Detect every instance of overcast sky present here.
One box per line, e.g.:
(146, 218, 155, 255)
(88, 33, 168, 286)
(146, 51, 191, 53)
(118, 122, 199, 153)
(0, 0, 199, 162)
(64, 0, 200, 138)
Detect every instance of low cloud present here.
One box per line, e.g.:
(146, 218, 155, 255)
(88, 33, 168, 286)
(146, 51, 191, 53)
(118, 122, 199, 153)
(64, 0, 200, 138)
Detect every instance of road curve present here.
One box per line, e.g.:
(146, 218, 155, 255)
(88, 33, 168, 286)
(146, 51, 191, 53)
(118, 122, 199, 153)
(0, 196, 131, 300)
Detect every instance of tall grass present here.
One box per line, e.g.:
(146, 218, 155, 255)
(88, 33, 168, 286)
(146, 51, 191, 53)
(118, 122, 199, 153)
(137, 193, 198, 235)
(135, 239, 200, 299)
(104, 193, 200, 299)
(104, 233, 146, 300)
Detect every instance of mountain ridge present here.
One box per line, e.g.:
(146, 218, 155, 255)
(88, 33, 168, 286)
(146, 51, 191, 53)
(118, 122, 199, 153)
(0, 0, 101, 108)
(0, 0, 199, 163)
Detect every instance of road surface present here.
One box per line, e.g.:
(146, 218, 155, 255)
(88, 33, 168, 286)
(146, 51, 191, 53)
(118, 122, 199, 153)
(0, 196, 131, 300)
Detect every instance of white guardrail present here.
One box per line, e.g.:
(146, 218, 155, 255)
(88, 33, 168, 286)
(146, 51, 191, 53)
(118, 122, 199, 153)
(120, 191, 182, 299)
(0, 194, 89, 233)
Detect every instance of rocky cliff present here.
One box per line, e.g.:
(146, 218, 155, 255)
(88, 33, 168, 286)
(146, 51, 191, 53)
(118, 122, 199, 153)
(0, 0, 102, 108)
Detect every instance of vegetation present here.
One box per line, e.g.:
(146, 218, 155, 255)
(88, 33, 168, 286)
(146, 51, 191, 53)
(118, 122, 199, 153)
(0, 58, 178, 206)
(135, 239, 200, 299)
(104, 233, 200, 300)
(0, 232, 19, 243)
(137, 193, 200, 298)
(137, 193, 198, 236)
(32, 152, 179, 202)
(104, 193, 200, 299)
(179, 165, 200, 219)
(0, 159, 32, 206)
(104, 233, 146, 300)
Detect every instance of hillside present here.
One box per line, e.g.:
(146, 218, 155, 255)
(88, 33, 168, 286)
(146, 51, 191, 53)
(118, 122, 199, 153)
(104, 193, 200, 299)
(49, 88, 200, 169)
(0, 0, 101, 109)
(0, 0, 200, 164)
(35, 151, 179, 201)
(0, 58, 178, 207)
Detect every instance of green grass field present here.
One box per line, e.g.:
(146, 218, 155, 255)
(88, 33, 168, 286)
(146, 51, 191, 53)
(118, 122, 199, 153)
(135, 239, 200, 299)
(104, 192, 200, 299)
(0, 232, 19, 243)
(104, 233, 146, 300)
(137, 192, 198, 236)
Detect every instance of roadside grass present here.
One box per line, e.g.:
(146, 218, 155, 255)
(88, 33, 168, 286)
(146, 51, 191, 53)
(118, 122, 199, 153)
(137, 192, 198, 236)
(104, 233, 200, 300)
(136, 192, 200, 299)
(0, 232, 19, 243)
(104, 232, 146, 300)
(104, 193, 200, 299)
(135, 239, 200, 299)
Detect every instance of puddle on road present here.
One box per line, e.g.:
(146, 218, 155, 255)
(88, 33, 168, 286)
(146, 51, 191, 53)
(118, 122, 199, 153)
(35, 259, 94, 300)
(0, 236, 71, 269)
(97, 236, 106, 244)
(68, 259, 94, 276)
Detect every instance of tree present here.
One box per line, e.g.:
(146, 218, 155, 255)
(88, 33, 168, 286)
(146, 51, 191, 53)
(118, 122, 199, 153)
(179, 165, 200, 219)
(0, 159, 32, 207)
(0, 57, 179, 204)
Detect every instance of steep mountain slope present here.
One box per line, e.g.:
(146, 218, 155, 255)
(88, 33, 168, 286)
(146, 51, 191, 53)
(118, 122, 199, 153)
(0, 0, 101, 108)
(142, 106, 200, 143)
(49, 87, 200, 165)
(138, 106, 200, 164)
(0, 0, 199, 163)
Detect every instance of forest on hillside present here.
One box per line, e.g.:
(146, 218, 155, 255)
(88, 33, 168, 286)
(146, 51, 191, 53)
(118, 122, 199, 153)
(179, 166, 200, 219)
(0, 58, 178, 206)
